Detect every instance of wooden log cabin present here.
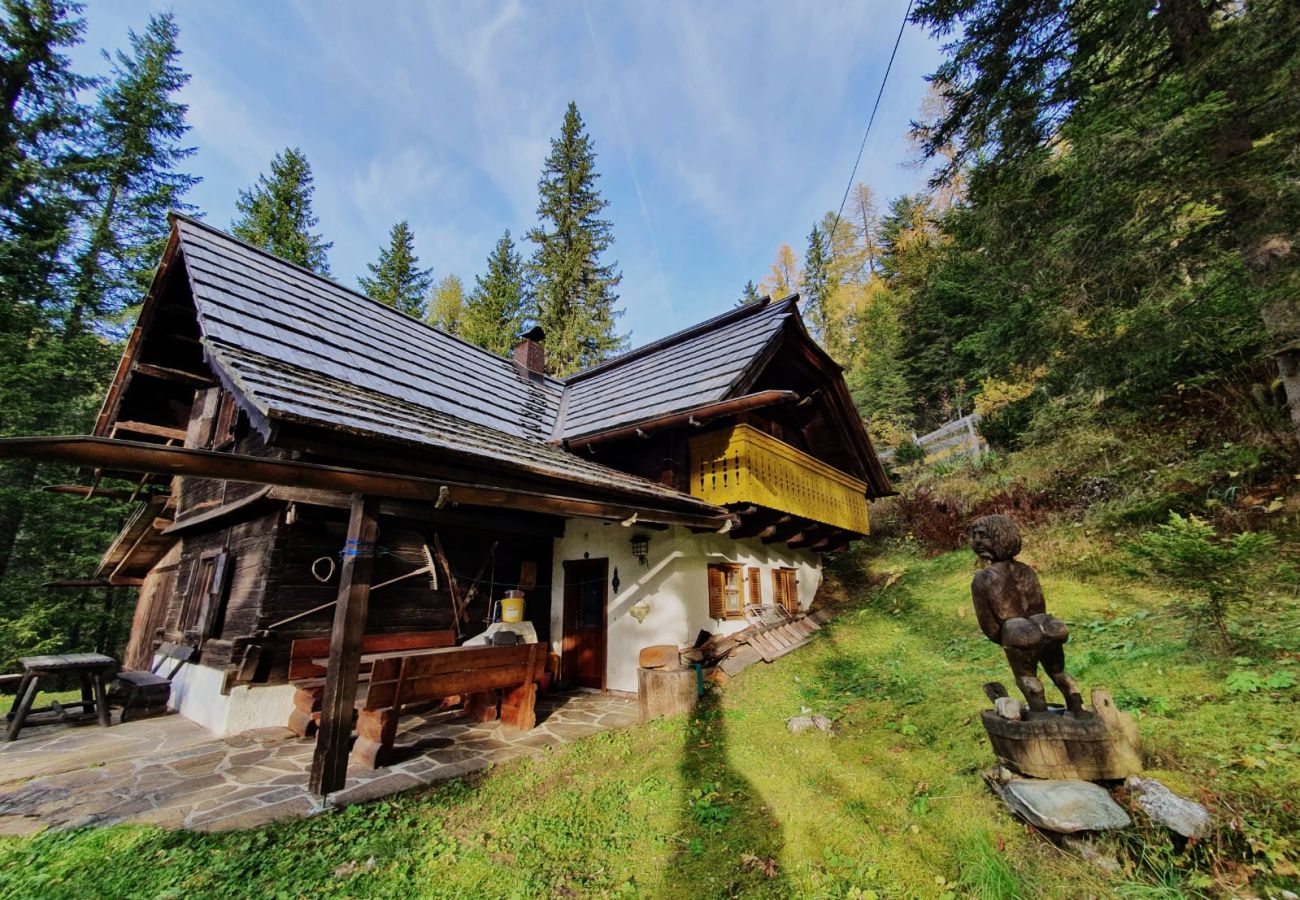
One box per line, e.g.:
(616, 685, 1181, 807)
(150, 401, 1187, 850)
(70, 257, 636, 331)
(16, 214, 892, 735)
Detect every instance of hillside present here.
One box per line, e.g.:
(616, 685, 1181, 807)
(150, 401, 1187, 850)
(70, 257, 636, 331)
(2, 490, 1295, 897)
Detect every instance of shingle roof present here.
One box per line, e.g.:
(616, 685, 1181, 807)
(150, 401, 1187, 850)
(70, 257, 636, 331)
(206, 340, 717, 513)
(556, 298, 794, 439)
(166, 215, 881, 510)
(175, 215, 563, 443)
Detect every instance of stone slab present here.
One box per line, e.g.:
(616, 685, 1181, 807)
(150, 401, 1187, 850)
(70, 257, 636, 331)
(1003, 779, 1131, 833)
(1126, 776, 1212, 839)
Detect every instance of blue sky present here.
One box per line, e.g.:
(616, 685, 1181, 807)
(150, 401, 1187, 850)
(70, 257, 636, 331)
(75, 2, 944, 346)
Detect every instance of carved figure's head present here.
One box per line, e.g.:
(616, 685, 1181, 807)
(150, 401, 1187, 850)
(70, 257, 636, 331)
(970, 514, 1021, 562)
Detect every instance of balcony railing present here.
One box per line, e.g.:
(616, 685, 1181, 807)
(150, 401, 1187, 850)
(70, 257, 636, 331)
(688, 424, 870, 535)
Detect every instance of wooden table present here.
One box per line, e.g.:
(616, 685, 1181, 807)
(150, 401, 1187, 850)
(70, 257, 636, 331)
(5, 653, 118, 741)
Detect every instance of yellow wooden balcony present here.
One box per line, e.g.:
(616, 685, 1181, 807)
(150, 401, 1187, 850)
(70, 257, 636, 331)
(688, 424, 870, 535)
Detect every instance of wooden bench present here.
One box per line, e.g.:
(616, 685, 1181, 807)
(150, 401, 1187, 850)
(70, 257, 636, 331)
(111, 641, 196, 722)
(352, 643, 543, 768)
(286, 630, 455, 737)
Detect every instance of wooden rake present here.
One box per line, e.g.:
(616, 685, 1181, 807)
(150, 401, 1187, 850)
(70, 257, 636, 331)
(370, 543, 439, 593)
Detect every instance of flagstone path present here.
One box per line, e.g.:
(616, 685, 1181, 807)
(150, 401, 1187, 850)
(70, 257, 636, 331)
(0, 691, 636, 835)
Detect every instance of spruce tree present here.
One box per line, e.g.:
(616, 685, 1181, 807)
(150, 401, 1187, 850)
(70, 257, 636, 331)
(737, 279, 761, 306)
(0, 0, 89, 214)
(527, 102, 623, 375)
(0, 0, 90, 584)
(232, 147, 332, 274)
(67, 11, 198, 338)
(358, 220, 431, 317)
(462, 228, 528, 356)
(802, 224, 830, 339)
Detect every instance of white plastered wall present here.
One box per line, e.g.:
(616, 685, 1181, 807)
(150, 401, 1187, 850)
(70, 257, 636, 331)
(549, 518, 822, 694)
(157, 654, 297, 736)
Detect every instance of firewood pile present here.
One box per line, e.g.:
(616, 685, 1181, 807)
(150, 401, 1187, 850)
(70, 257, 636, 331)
(681, 608, 833, 679)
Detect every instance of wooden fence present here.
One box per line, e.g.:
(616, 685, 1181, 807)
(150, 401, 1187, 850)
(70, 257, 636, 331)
(878, 412, 988, 466)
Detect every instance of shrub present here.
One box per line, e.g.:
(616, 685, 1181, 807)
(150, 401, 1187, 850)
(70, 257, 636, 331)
(1126, 512, 1277, 649)
(876, 485, 969, 552)
(891, 438, 927, 468)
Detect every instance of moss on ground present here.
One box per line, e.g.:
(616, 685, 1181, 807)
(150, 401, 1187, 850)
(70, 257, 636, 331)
(2, 533, 1296, 898)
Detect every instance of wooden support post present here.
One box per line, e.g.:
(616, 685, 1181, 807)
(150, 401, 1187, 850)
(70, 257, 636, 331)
(309, 493, 380, 798)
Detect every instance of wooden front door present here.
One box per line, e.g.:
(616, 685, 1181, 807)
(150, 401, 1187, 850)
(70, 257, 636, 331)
(562, 558, 607, 689)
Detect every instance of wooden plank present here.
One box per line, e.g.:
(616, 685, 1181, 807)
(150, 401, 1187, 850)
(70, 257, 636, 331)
(43, 484, 147, 501)
(288, 630, 454, 681)
(132, 362, 215, 388)
(309, 493, 380, 797)
(162, 486, 271, 535)
(368, 644, 533, 682)
(113, 420, 188, 441)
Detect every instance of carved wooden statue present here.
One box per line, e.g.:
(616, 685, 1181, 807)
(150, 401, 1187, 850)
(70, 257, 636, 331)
(970, 514, 1084, 715)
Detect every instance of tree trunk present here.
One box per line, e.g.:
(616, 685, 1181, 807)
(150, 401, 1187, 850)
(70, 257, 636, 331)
(1274, 347, 1300, 435)
(1262, 300, 1300, 437)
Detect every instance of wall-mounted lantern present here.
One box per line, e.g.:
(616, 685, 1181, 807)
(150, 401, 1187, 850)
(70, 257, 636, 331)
(630, 533, 650, 566)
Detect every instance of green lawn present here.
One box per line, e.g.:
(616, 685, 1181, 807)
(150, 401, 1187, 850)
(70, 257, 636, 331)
(1, 541, 1296, 898)
(0, 688, 84, 717)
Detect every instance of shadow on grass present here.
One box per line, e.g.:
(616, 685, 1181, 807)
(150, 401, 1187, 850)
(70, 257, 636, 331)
(663, 684, 789, 899)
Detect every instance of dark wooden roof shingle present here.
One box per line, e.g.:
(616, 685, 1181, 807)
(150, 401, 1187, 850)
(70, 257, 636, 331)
(206, 340, 717, 513)
(557, 298, 794, 439)
(175, 215, 563, 443)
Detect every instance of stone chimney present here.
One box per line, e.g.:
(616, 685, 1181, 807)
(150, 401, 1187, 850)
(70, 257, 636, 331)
(513, 326, 546, 375)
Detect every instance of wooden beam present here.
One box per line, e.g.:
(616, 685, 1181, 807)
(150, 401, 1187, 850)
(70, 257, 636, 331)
(132, 362, 215, 388)
(162, 486, 271, 534)
(112, 420, 187, 441)
(564, 390, 800, 449)
(787, 525, 830, 548)
(762, 519, 806, 545)
(732, 512, 791, 540)
(0, 436, 734, 531)
(267, 486, 566, 537)
(310, 493, 380, 797)
(43, 484, 149, 502)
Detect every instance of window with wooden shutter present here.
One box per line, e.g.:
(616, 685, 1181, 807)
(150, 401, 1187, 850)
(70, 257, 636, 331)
(180, 550, 233, 637)
(773, 567, 799, 613)
(747, 567, 762, 610)
(707, 563, 745, 620)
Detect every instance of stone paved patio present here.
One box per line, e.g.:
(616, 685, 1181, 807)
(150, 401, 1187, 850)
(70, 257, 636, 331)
(0, 691, 636, 835)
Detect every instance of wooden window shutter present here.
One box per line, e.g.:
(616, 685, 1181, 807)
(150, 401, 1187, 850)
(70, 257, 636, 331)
(747, 567, 761, 608)
(774, 568, 798, 613)
(198, 550, 234, 638)
(707, 565, 725, 619)
(184, 550, 233, 637)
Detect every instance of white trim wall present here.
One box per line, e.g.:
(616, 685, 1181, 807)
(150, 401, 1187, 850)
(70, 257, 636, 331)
(157, 654, 297, 736)
(549, 518, 821, 694)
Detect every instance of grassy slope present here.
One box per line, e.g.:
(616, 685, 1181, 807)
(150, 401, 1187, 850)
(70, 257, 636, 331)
(2, 536, 1295, 899)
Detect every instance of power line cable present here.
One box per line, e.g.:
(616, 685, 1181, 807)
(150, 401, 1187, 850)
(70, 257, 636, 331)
(828, 0, 916, 241)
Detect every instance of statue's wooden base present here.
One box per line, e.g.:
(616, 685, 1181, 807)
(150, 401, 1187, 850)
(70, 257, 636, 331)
(981, 687, 1141, 781)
